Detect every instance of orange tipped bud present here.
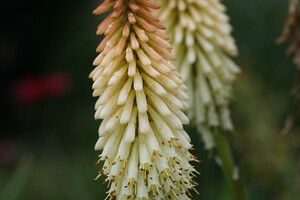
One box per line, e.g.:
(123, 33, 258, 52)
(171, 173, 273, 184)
(93, 1, 114, 15)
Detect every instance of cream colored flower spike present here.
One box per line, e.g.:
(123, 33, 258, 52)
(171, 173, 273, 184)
(158, 0, 241, 149)
(90, 0, 199, 199)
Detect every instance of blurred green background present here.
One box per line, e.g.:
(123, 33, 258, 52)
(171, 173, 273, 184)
(0, 0, 299, 199)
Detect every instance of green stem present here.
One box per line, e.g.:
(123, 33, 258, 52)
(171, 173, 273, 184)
(214, 127, 246, 200)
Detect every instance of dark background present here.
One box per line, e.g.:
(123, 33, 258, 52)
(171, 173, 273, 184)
(0, 0, 299, 199)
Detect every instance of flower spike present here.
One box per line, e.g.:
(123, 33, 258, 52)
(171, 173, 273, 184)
(158, 0, 241, 149)
(157, 1, 247, 200)
(90, 0, 198, 199)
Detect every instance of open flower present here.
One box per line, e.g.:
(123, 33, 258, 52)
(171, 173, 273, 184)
(90, 0, 199, 199)
(158, 0, 241, 149)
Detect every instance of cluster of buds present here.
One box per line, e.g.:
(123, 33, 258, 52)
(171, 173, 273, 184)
(90, 0, 199, 199)
(158, 0, 241, 149)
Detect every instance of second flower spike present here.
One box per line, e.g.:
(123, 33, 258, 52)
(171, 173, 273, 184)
(158, 0, 241, 149)
(90, 0, 199, 199)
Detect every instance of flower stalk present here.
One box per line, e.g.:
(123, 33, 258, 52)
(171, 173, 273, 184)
(214, 128, 246, 200)
(277, 0, 300, 135)
(90, 0, 199, 199)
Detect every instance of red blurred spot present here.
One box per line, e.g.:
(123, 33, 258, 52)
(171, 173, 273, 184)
(14, 72, 71, 104)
